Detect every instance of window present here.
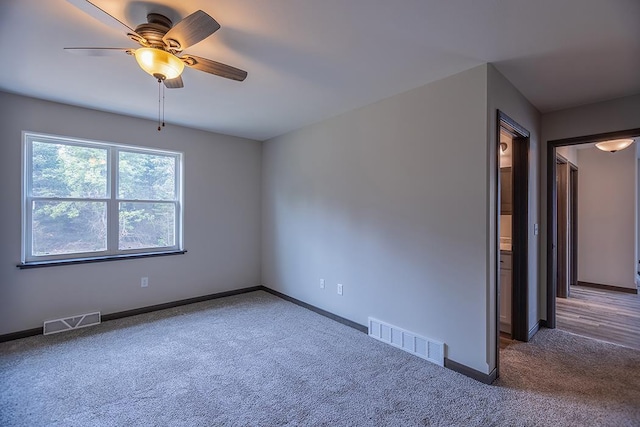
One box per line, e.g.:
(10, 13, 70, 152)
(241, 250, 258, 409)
(22, 132, 183, 265)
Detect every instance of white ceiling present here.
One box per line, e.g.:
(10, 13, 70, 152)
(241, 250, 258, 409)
(1, 0, 639, 141)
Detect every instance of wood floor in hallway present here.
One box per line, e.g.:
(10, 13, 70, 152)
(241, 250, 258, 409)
(556, 285, 640, 350)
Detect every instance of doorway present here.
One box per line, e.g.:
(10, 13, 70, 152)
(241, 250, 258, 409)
(496, 111, 530, 352)
(546, 128, 640, 329)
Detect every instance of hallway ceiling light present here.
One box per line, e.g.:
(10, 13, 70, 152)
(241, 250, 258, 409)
(594, 138, 634, 153)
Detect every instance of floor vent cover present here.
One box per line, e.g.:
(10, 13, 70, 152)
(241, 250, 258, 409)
(368, 317, 445, 366)
(43, 312, 101, 335)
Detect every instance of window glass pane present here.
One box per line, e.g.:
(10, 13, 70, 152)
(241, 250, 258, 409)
(32, 141, 107, 198)
(119, 202, 176, 250)
(118, 151, 176, 200)
(24, 133, 182, 262)
(32, 201, 107, 255)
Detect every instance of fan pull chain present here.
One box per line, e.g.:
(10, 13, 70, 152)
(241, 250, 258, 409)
(162, 83, 166, 129)
(157, 78, 162, 131)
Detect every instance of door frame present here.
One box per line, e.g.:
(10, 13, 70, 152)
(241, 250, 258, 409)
(555, 156, 569, 298)
(545, 127, 640, 328)
(569, 164, 578, 287)
(496, 111, 531, 378)
(555, 155, 578, 298)
(495, 110, 531, 379)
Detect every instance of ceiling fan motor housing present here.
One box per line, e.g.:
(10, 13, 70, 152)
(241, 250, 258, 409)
(131, 14, 177, 50)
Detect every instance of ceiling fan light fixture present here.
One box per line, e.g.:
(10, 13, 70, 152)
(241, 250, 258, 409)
(594, 138, 634, 153)
(134, 47, 184, 80)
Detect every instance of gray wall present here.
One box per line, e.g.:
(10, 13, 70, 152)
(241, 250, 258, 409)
(540, 94, 640, 318)
(542, 94, 640, 142)
(0, 91, 262, 335)
(486, 64, 541, 368)
(556, 146, 579, 166)
(577, 145, 636, 290)
(262, 65, 492, 373)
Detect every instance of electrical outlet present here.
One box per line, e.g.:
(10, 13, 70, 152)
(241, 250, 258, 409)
(337, 283, 343, 295)
(320, 279, 325, 289)
(141, 277, 148, 288)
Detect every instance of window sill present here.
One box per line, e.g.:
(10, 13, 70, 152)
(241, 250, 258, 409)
(17, 250, 187, 269)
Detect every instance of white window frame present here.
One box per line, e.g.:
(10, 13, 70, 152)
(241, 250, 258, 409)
(21, 131, 183, 265)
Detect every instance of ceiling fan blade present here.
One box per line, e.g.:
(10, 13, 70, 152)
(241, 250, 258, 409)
(163, 10, 220, 50)
(64, 47, 132, 56)
(66, 0, 146, 43)
(182, 55, 247, 82)
(164, 76, 184, 89)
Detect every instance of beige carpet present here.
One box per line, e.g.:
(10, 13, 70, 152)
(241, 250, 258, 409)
(1, 291, 639, 426)
(497, 328, 640, 426)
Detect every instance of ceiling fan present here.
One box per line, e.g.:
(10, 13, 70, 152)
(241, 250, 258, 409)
(65, 0, 248, 89)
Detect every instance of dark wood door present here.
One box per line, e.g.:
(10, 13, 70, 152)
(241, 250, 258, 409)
(569, 165, 578, 287)
(511, 136, 529, 342)
(556, 160, 569, 298)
